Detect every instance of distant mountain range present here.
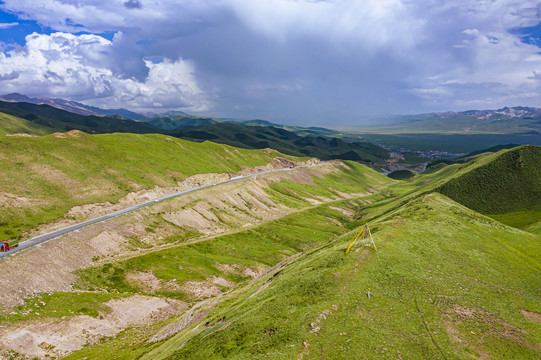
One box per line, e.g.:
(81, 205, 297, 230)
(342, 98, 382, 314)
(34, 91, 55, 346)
(2, 93, 540, 162)
(0, 93, 338, 138)
(0, 93, 147, 120)
(141, 114, 342, 138)
(0, 100, 160, 134)
(0, 99, 389, 164)
(412, 106, 541, 120)
(363, 106, 541, 134)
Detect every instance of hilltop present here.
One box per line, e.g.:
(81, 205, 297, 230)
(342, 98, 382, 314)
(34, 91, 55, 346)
(0, 93, 343, 138)
(434, 146, 541, 231)
(142, 114, 277, 131)
(143, 114, 342, 138)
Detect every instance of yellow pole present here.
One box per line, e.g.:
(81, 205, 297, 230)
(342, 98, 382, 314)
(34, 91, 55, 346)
(346, 224, 366, 254)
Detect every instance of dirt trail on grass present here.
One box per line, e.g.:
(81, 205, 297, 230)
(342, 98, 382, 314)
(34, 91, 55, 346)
(0, 160, 366, 312)
(0, 295, 186, 359)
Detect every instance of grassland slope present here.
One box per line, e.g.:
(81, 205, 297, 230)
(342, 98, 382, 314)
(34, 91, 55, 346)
(0, 111, 52, 135)
(436, 146, 541, 222)
(132, 193, 541, 360)
(0, 131, 300, 241)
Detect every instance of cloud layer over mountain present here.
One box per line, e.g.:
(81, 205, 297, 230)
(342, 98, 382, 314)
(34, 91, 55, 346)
(0, 0, 540, 124)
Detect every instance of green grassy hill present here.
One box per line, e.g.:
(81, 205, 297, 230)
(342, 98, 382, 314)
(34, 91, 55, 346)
(465, 143, 520, 157)
(387, 169, 415, 180)
(156, 193, 540, 360)
(435, 146, 541, 229)
(64, 191, 541, 360)
(0, 102, 387, 164)
(0, 100, 162, 134)
(0, 136, 539, 359)
(171, 123, 389, 163)
(0, 111, 53, 135)
(143, 114, 281, 131)
(0, 131, 300, 241)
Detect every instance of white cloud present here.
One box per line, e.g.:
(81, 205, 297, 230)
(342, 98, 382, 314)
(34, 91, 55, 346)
(1, 0, 425, 52)
(0, 32, 209, 112)
(409, 15, 541, 109)
(0, 22, 18, 29)
(228, 0, 424, 52)
(0, 0, 222, 33)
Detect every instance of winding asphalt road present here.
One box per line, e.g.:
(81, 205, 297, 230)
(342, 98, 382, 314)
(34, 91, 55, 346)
(0, 163, 325, 259)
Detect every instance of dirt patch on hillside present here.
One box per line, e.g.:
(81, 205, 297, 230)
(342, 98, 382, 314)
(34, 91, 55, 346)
(88, 231, 127, 257)
(181, 276, 236, 300)
(211, 276, 234, 288)
(0, 225, 141, 311)
(66, 130, 84, 137)
(4, 133, 36, 137)
(0, 192, 42, 207)
(216, 263, 268, 280)
(0, 295, 186, 359)
(329, 206, 354, 216)
(325, 217, 343, 226)
(163, 208, 224, 235)
(126, 271, 162, 294)
(521, 310, 541, 323)
(310, 309, 332, 334)
(237, 157, 299, 176)
(40, 159, 316, 226)
(182, 280, 223, 300)
(444, 305, 539, 354)
(118, 223, 147, 237)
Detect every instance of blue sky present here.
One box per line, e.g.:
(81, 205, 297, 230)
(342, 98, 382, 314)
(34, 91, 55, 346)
(0, 0, 540, 125)
(512, 22, 541, 47)
(0, 10, 48, 46)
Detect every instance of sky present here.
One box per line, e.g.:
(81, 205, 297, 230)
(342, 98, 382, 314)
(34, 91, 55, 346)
(0, 0, 541, 126)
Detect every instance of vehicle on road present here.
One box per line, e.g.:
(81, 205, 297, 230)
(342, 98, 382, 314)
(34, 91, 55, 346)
(0, 239, 19, 252)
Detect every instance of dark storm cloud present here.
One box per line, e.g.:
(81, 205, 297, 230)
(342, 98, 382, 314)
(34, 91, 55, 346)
(0, 71, 19, 80)
(123, 0, 142, 10)
(1, 0, 541, 124)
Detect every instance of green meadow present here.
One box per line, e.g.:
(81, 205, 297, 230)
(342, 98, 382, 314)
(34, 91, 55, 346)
(0, 131, 299, 241)
(0, 135, 539, 360)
